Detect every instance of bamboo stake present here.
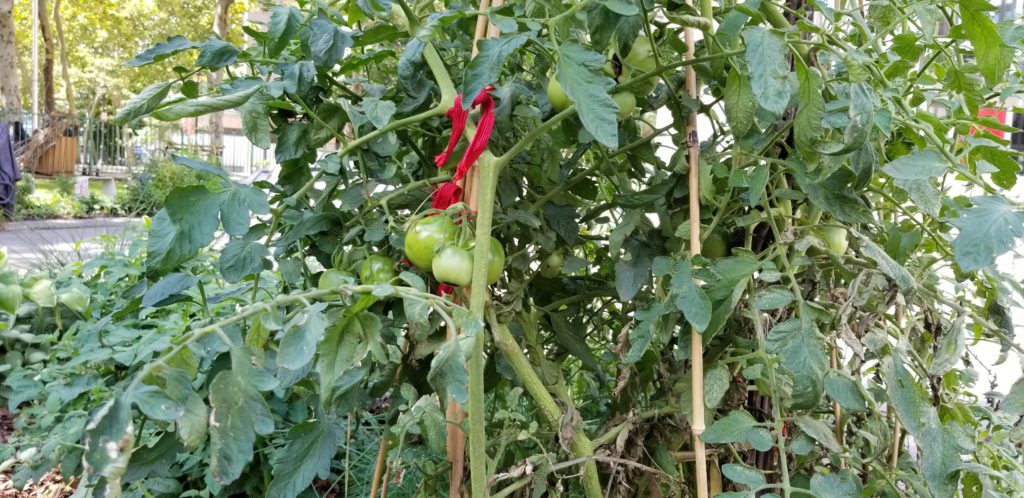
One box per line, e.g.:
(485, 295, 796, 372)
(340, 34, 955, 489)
(831, 347, 845, 469)
(683, 8, 709, 497)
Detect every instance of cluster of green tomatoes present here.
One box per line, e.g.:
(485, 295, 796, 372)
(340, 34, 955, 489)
(318, 208, 506, 291)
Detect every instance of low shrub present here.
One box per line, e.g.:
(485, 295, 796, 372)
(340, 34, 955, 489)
(119, 158, 221, 215)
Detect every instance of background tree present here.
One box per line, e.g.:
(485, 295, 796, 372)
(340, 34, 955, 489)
(207, 0, 234, 163)
(35, 0, 53, 115)
(0, 0, 20, 123)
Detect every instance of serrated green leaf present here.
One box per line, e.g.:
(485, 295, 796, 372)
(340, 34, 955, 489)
(881, 149, 947, 180)
(208, 368, 274, 485)
(178, 394, 208, 449)
(671, 260, 711, 332)
(84, 395, 135, 482)
(278, 303, 330, 370)
(1002, 376, 1024, 415)
(241, 90, 273, 149)
(724, 68, 756, 138)
(959, 0, 1013, 86)
(113, 81, 173, 125)
(766, 313, 827, 409)
(556, 43, 619, 148)
(824, 371, 867, 412)
(267, 416, 339, 498)
(170, 154, 230, 180)
(126, 36, 199, 67)
(152, 85, 261, 121)
(461, 35, 528, 109)
(219, 240, 269, 283)
(752, 286, 794, 310)
(701, 410, 757, 444)
(268, 6, 303, 58)
(317, 313, 379, 402)
(854, 231, 916, 292)
(742, 27, 790, 115)
(305, 15, 352, 68)
(196, 37, 240, 69)
(951, 196, 1024, 272)
(794, 60, 824, 158)
(810, 470, 862, 498)
(795, 415, 841, 452)
(722, 463, 766, 488)
(428, 337, 469, 404)
(930, 318, 965, 375)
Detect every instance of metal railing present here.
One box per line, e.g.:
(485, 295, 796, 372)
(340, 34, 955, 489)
(3, 110, 282, 180)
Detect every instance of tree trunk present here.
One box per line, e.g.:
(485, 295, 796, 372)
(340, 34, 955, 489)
(0, 0, 22, 122)
(208, 0, 234, 165)
(37, 0, 55, 115)
(53, 0, 73, 115)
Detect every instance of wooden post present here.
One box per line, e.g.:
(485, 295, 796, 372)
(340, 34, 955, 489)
(683, 6, 709, 497)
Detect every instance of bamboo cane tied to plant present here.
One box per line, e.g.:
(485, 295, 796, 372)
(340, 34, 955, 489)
(683, 7, 709, 498)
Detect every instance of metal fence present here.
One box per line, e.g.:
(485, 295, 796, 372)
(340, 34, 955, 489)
(3, 110, 280, 180)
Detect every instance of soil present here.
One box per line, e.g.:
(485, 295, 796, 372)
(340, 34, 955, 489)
(0, 408, 74, 498)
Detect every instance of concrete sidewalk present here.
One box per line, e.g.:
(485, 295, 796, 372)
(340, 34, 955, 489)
(0, 217, 141, 270)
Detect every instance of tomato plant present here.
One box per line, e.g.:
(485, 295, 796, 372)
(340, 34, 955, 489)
(4, 0, 1024, 497)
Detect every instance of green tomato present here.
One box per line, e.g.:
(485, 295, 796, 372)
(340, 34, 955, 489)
(539, 252, 564, 278)
(621, 36, 658, 96)
(432, 245, 474, 286)
(360, 255, 398, 284)
(703, 230, 729, 259)
(820, 226, 849, 255)
(547, 77, 571, 112)
(613, 91, 636, 121)
(485, 237, 505, 284)
(318, 269, 355, 291)
(404, 214, 459, 271)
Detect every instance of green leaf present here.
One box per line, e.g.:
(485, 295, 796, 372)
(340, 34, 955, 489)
(84, 395, 135, 484)
(610, 210, 642, 254)
(930, 317, 964, 376)
(241, 90, 273, 149)
(126, 35, 199, 67)
(114, 81, 173, 125)
(1001, 376, 1024, 415)
(359, 96, 397, 129)
(219, 240, 269, 283)
(178, 394, 208, 449)
(142, 273, 197, 308)
(218, 186, 270, 236)
(766, 313, 827, 409)
(746, 427, 774, 452)
(278, 303, 330, 370)
(275, 121, 310, 163)
(208, 368, 274, 485)
(703, 364, 731, 409)
(752, 286, 794, 310)
(722, 463, 766, 488)
(809, 470, 862, 498)
(123, 432, 183, 483)
(268, 5, 303, 58)
(725, 68, 757, 138)
(794, 60, 824, 157)
(461, 35, 528, 109)
(820, 82, 874, 155)
(742, 27, 790, 115)
(556, 43, 619, 148)
(795, 415, 841, 452)
(790, 161, 873, 224)
(701, 410, 758, 444)
(671, 260, 712, 332)
(881, 149, 947, 180)
(595, 0, 639, 15)
(170, 154, 230, 180)
(748, 163, 769, 207)
(267, 416, 339, 498)
(951, 196, 1024, 272)
(854, 231, 916, 292)
(305, 15, 353, 68)
(152, 85, 261, 121)
(959, 0, 1012, 86)
(615, 242, 652, 301)
(586, 3, 643, 54)
(196, 37, 240, 69)
(824, 371, 867, 412)
(429, 337, 469, 404)
(147, 186, 221, 272)
(317, 313, 379, 402)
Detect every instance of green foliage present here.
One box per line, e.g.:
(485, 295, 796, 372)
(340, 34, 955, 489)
(5, 0, 1024, 497)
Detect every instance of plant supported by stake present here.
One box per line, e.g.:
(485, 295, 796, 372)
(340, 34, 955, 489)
(4, 0, 1024, 497)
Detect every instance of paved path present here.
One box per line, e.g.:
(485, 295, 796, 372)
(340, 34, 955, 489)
(0, 217, 140, 270)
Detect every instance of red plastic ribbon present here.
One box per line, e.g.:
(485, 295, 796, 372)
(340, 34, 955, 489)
(429, 86, 496, 296)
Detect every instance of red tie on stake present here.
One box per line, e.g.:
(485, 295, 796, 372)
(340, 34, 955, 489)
(430, 86, 496, 211)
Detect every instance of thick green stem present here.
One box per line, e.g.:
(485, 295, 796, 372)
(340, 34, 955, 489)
(465, 153, 499, 497)
(490, 317, 603, 498)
